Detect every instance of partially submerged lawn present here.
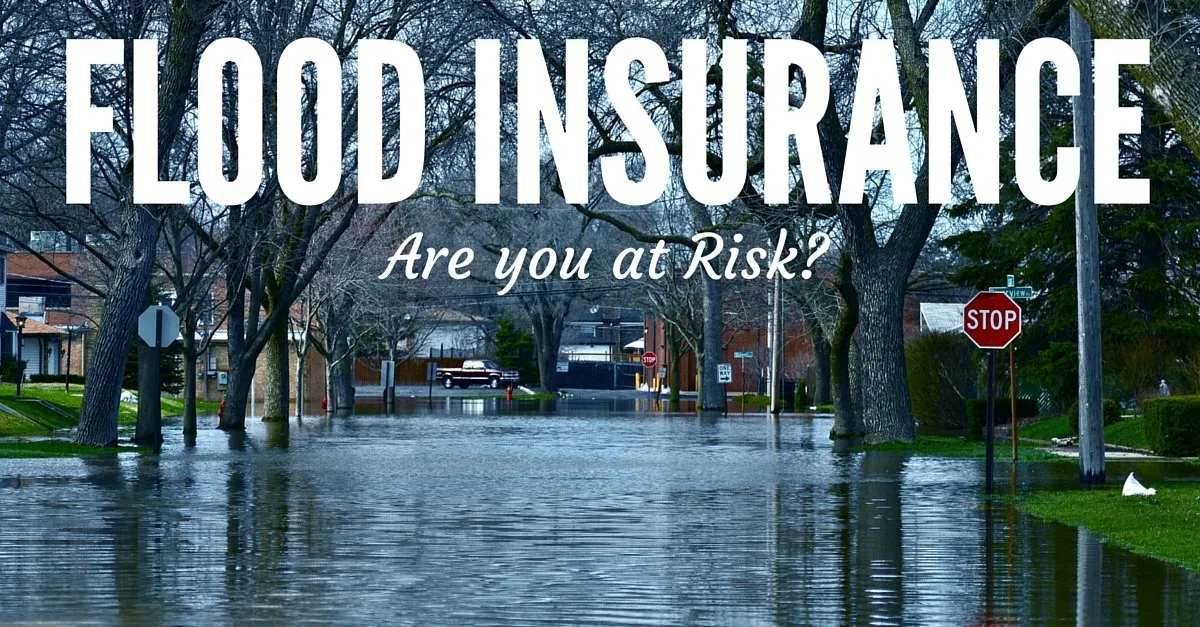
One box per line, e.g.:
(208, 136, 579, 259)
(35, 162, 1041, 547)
(857, 435, 1067, 462)
(0, 383, 219, 436)
(1019, 415, 1152, 451)
(0, 440, 149, 459)
(1017, 485, 1200, 572)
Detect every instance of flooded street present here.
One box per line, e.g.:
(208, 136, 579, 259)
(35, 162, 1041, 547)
(2, 402, 1198, 624)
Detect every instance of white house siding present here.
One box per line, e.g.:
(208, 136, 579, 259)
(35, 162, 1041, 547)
(418, 324, 486, 357)
(20, 338, 42, 378)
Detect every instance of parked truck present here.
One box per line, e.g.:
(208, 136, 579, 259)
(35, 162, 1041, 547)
(436, 360, 520, 389)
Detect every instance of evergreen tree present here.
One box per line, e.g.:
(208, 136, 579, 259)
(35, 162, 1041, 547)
(493, 318, 538, 383)
(945, 84, 1200, 406)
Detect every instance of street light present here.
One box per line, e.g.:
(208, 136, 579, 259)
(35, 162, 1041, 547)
(14, 314, 27, 398)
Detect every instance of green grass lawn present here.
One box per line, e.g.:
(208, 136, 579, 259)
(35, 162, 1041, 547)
(1019, 415, 1152, 451)
(732, 393, 771, 409)
(459, 392, 559, 401)
(0, 383, 220, 436)
(0, 439, 149, 459)
(857, 435, 1068, 462)
(1017, 485, 1200, 571)
(1019, 415, 1071, 440)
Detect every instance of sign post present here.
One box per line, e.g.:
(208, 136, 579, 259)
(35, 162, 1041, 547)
(990, 276, 1034, 462)
(134, 305, 180, 448)
(963, 292, 1022, 494)
(381, 360, 395, 413)
(734, 352, 753, 414)
(426, 349, 437, 405)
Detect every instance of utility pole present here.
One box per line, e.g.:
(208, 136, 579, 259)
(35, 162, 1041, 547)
(1072, 7, 1105, 486)
(769, 273, 783, 415)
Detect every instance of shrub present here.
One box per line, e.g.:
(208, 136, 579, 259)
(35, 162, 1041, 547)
(1067, 399, 1122, 434)
(906, 333, 978, 430)
(1143, 396, 1200, 456)
(965, 398, 1040, 441)
(0, 357, 26, 384)
(28, 374, 86, 385)
(793, 383, 809, 411)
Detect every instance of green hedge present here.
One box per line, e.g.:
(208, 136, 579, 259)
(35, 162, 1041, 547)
(0, 357, 26, 384)
(793, 384, 809, 412)
(28, 374, 86, 385)
(965, 398, 1039, 441)
(1143, 396, 1200, 457)
(907, 333, 977, 430)
(1067, 399, 1122, 434)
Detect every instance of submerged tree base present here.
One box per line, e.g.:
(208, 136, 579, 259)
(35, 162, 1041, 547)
(1017, 487, 1200, 572)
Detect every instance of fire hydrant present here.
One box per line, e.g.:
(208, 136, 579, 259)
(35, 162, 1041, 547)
(506, 383, 513, 401)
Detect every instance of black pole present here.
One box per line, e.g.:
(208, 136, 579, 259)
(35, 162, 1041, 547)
(15, 327, 23, 398)
(427, 347, 434, 405)
(986, 349, 996, 495)
(65, 330, 73, 392)
(134, 308, 164, 448)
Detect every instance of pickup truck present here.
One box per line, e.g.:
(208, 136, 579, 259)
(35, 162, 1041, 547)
(436, 360, 520, 389)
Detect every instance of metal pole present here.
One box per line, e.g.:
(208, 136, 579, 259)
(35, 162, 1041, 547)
(15, 327, 23, 398)
(769, 273, 783, 415)
(65, 329, 73, 392)
(1010, 346, 1018, 461)
(986, 349, 995, 495)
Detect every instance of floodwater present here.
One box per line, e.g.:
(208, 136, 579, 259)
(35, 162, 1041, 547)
(1, 399, 1198, 625)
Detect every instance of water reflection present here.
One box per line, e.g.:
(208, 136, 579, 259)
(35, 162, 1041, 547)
(0, 411, 1197, 624)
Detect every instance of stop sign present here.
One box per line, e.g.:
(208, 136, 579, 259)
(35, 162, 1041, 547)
(962, 292, 1022, 349)
(642, 352, 658, 368)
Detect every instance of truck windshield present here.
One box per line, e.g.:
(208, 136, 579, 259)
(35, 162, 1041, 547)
(482, 361, 501, 369)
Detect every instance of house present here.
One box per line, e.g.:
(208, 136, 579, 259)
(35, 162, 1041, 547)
(5, 310, 66, 379)
(919, 302, 966, 334)
(409, 308, 487, 358)
(560, 307, 645, 362)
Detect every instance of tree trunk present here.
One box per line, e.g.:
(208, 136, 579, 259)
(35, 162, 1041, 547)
(75, 211, 159, 447)
(855, 254, 915, 444)
(813, 339, 832, 405)
(803, 308, 832, 405)
(72, 0, 221, 447)
(699, 274, 726, 412)
(219, 360, 254, 430)
(530, 311, 564, 392)
(262, 321, 289, 422)
(831, 255, 861, 438)
(330, 333, 355, 412)
(181, 315, 198, 438)
(667, 327, 681, 412)
(295, 344, 307, 418)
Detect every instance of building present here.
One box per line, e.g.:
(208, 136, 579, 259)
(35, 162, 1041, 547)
(5, 311, 66, 378)
(559, 307, 645, 362)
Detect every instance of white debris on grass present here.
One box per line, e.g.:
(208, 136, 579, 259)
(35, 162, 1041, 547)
(1122, 472, 1157, 497)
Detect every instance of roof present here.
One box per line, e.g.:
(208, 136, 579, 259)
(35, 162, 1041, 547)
(5, 312, 66, 336)
(919, 303, 965, 334)
(569, 307, 644, 324)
